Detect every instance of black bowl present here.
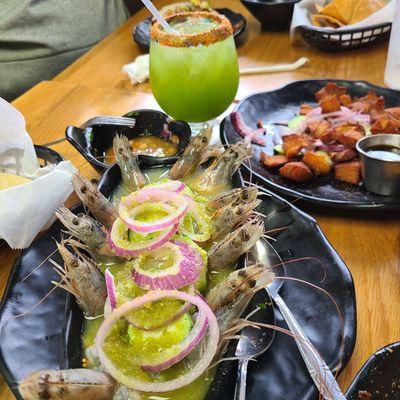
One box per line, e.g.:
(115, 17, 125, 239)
(240, 0, 300, 31)
(66, 109, 191, 171)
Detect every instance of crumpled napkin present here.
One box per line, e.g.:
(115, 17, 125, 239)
(0, 98, 76, 249)
(291, 0, 395, 44)
(122, 54, 150, 85)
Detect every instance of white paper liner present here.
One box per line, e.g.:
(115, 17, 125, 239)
(0, 98, 76, 249)
(291, 0, 395, 45)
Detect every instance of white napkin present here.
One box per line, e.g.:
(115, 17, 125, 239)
(122, 54, 150, 85)
(291, 0, 395, 44)
(0, 98, 76, 249)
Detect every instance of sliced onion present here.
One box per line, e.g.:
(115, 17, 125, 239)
(108, 217, 178, 257)
(316, 143, 347, 152)
(105, 269, 117, 310)
(291, 107, 370, 135)
(95, 290, 219, 393)
(131, 241, 204, 290)
(127, 301, 192, 331)
(120, 188, 188, 233)
(230, 111, 266, 146)
(141, 310, 208, 373)
(145, 179, 186, 193)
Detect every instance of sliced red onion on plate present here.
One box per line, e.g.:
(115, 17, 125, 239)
(131, 241, 204, 290)
(95, 290, 219, 392)
(105, 269, 117, 310)
(146, 180, 186, 193)
(119, 188, 188, 233)
(108, 217, 178, 257)
(230, 111, 266, 146)
(141, 309, 208, 373)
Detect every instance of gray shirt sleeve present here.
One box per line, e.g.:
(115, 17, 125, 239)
(0, 0, 129, 100)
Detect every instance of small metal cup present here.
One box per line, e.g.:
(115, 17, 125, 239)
(356, 134, 400, 196)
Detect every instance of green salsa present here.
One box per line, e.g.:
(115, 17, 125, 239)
(82, 167, 235, 399)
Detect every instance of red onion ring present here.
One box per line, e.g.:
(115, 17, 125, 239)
(230, 111, 266, 146)
(95, 290, 219, 392)
(105, 269, 117, 310)
(149, 180, 186, 193)
(119, 188, 188, 233)
(108, 218, 178, 257)
(131, 241, 204, 290)
(141, 310, 208, 373)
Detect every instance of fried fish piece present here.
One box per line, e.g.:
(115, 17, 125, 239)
(303, 151, 332, 175)
(334, 161, 361, 185)
(279, 161, 313, 183)
(260, 153, 289, 168)
(283, 134, 313, 158)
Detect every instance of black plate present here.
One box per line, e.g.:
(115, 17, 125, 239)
(66, 109, 191, 171)
(345, 341, 400, 399)
(0, 163, 356, 400)
(221, 79, 400, 210)
(133, 8, 247, 50)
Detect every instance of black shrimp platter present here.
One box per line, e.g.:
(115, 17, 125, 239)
(0, 131, 356, 400)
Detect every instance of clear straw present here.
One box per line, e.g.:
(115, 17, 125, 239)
(140, 0, 175, 33)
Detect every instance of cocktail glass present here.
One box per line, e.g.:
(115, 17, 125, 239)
(150, 11, 239, 128)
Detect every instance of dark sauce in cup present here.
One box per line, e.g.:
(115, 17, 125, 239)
(366, 145, 400, 161)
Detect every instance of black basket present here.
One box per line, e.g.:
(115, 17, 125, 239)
(299, 22, 392, 52)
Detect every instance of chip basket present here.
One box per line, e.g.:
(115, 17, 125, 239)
(299, 22, 392, 52)
(0, 145, 64, 247)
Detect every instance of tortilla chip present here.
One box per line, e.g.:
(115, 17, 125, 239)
(350, 0, 386, 24)
(319, 0, 354, 24)
(312, 13, 346, 28)
(0, 173, 31, 191)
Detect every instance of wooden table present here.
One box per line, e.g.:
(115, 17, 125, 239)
(1, 1, 399, 399)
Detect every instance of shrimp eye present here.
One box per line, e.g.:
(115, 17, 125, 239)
(119, 148, 123, 154)
(201, 137, 208, 143)
(238, 270, 246, 277)
(72, 218, 79, 225)
(242, 231, 250, 241)
(81, 186, 87, 194)
(249, 279, 257, 288)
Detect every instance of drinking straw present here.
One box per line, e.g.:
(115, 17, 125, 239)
(240, 57, 310, 75)
(140, 0, 175, 33)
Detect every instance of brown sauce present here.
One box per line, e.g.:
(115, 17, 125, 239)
(105, 135, 178, 163)
(366, 145, 400, 161)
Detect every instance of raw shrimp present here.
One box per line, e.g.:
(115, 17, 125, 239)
(56, 207, 114, 258)
(169, 124, 213, 180)
(207, 186, 258, 209)
(18, 369, 116, 400)
(72, 172, 118, 229)
(211, 198, 261, 242)
(192, 141, 252, 193)
(113, 135, 147, 191)
(51, 241, 106, 317)
(206, 263, 274, 354)
(208, 217, 264, 271)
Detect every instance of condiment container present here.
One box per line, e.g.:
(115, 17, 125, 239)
(356, 134, 400, 196)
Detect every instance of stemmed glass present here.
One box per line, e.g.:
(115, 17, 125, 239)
(149, 11, 239, 128)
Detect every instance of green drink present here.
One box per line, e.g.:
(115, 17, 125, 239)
(150, 12, 239, 123)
